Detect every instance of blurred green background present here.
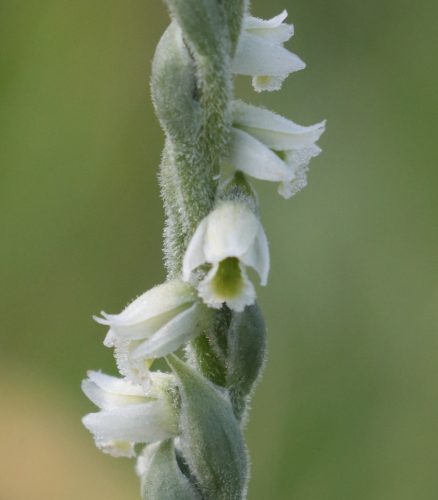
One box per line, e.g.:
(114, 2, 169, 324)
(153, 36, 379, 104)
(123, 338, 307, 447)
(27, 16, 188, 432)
(1, 0, 437, 498)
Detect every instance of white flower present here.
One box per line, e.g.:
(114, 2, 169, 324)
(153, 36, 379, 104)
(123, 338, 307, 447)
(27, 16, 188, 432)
(94, 280, 211, 384)
(232, 10, 305, 92)
(81, 371, 178, 458)
(183, 202, 269, 312)
(230, 100, 326, 198)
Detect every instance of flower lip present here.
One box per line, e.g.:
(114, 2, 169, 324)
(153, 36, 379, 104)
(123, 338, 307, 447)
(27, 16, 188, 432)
(210, 257, 244, 298)
(244, 10, 294, 43)
(197, 259, 256, 312)
(93, 280, 195, 329)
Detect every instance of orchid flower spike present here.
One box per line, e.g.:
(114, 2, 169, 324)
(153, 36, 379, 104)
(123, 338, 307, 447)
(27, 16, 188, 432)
(232, 10, 305, 92)
(230, 100, 326, 198)
(81, 371, 178, 458)
(183, 202, 269, 312)
(94, 280, 212, 384)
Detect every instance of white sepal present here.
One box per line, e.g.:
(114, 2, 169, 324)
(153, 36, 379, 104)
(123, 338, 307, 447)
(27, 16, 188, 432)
(131, 302, 210, 360)
(243, 10, 293, 43)
(233, 100, 326, 150)
(182, 218, 209, 281)
(94, 280, 195, 341)
(239, 224, 270, 286)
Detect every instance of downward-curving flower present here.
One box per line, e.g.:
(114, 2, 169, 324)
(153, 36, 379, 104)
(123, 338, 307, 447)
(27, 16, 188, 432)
(230, 100, 326, 198)
(183, 202, 269, 312)
(81, 371, 178, 458)
(94, 280, 212, 385)
(232, 10, 305, 92)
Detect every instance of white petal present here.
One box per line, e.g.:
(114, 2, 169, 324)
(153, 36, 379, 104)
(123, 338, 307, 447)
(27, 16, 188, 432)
(182, 217, 208, 281)
(82, 400, 177, 444)
(131, 303, 207, 359)
(82, 371, 147, 410)
(230, 128, 293, 183)
(244, 11, 294, 44)
(233, 101, 326, 150)
(240, 225, 270, 286)
(81, 379, 147, 411)
(203, 203, 260, 263)
(233, 32, 305, 77)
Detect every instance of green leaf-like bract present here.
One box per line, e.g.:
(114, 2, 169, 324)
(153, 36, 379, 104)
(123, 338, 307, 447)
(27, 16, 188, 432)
(227, 304, 267, 422)
(168, 355, 249, 499)
(140, 440, 200, 500)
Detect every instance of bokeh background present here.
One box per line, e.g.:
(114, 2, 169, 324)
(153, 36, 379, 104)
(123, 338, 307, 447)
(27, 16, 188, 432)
(1, 0, 437, 498)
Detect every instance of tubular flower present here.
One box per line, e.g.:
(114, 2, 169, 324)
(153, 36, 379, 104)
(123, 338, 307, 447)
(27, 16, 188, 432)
(94, 280, 212, 384)
(183, 202, 269, 312)
(81, 371, 178, 458)
(232, 10, 305, 92)
(230, 100, 326, 198)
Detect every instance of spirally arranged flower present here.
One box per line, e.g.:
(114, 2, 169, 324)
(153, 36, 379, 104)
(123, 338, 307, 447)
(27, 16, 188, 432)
(82, 371, 178, 458)
(183, 202, 269, 312)
(94, 280, 212, 385)
(82, 2, 325, 497)
(232, 10, 305, 92)
(230, 100, 326, 198)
